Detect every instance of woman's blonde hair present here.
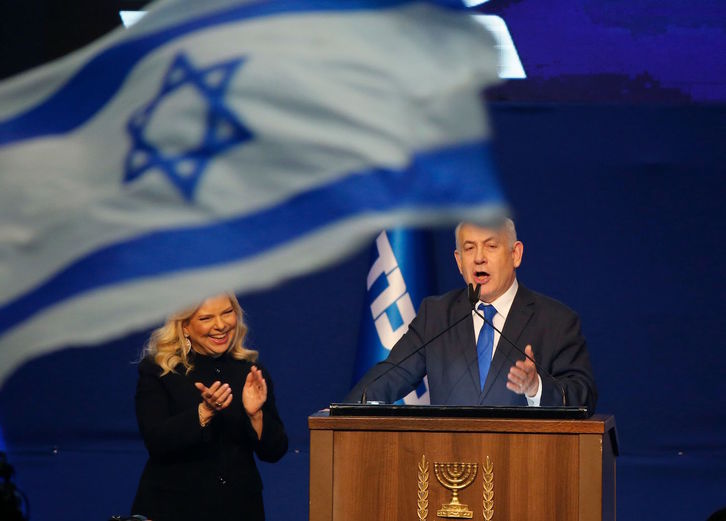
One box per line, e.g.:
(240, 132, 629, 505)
(142, 292, 258, 375)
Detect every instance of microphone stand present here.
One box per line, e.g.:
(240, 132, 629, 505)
(359, 284, 483, 404)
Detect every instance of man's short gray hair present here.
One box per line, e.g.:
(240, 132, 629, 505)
(454, 218, 517, 251)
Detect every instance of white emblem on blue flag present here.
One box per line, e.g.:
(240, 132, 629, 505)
(124, 53, 253, 200)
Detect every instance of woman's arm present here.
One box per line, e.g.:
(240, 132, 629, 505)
(241, 365, 288, 462)
(135, 360, 210, 457)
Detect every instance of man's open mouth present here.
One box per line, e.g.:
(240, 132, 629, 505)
(474, 271, 490, 283)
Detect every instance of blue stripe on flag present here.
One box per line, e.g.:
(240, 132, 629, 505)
(0, 0, 465, 146)
(0, 140, 503, 335)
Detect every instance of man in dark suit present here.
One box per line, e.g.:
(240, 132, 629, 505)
(345, 219, 597, 411)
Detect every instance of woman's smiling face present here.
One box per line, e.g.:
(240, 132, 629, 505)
(183, 294, 238, 356)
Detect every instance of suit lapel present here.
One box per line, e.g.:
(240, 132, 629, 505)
(480, 284, 535, 402)
(449, 292, 480, 396)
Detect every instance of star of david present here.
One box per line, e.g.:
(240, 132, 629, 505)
(123, 52, 252, 201)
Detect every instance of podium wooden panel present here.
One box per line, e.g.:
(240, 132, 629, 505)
(309, 412, 616, 521)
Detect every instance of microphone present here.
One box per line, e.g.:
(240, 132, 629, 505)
(358, 287, 480, 404)
(467, 282, 480, 309)
(468, 283, 567, 406)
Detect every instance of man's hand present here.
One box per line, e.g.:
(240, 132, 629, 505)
(506, 345, 539, 397)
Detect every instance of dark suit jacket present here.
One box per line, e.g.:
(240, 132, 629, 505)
(131, 352, 288, 521)
(345, 284, 597, 411)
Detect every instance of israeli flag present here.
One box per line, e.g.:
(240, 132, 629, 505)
(0, 0, 507, 384)
(354, 229, 433, 404)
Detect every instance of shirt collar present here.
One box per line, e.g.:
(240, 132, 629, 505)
(477, 278, 518, 321)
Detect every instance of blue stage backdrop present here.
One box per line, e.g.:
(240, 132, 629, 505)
(0, 102, 723, 521)
(1, 0, 725, 519)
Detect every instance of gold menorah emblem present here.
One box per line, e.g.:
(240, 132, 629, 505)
(433, 462, 478, 518)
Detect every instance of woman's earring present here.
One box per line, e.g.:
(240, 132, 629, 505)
(183, 335, 191, 350)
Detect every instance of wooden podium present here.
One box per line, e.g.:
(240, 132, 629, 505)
(309, 409, 617, 521)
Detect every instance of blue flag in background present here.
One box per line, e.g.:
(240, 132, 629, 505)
(354, 229, 434, 404)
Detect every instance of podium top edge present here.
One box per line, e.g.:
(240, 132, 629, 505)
(329, 403, 590, 419)
(309, 406, 616, 436)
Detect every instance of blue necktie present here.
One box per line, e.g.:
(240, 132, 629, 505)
(477, 304, 497, 390)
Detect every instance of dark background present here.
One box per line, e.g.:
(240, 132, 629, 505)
(1, 1, 725, 520)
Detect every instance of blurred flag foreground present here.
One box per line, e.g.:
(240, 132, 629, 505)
(0, 0, 507, 384)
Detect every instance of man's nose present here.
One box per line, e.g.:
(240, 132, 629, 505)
(474, 247, 487, 262)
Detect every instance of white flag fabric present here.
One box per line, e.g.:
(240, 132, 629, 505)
(0, 0, 507, 384)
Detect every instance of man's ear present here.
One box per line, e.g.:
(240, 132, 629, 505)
(512, 241, 524, 268)
(454, 249, 463, 274)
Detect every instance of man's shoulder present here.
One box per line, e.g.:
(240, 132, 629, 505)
(421, 287, 468, 308)
(419, 288, 469, 314)
(517, 284, 579, 319)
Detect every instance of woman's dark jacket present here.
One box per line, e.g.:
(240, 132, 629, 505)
(131, 352, 288, 521)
